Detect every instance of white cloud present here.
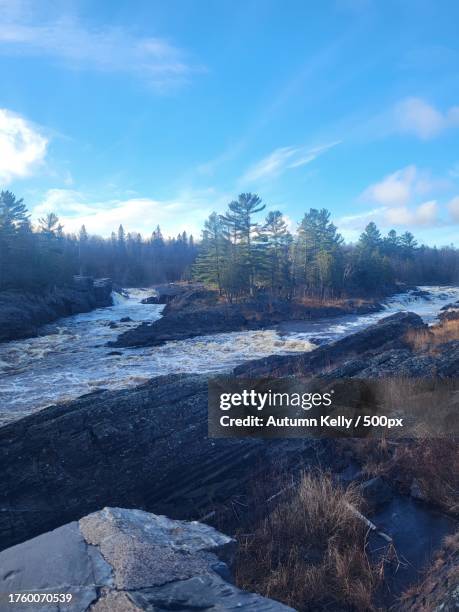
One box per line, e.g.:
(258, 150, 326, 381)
(0, 13, 201, 91)
(394, 97, 459, 140)
(356, 166, 446, 229)
(448, 196, 459, 222)
(241, 141, 340, 183)
(361, 165, 417, 207)
(361, 165, 446, 208)
(0, 108, 48, 183)
(385, 200, 438, 226)
(31, 188, 224, 238)
(338, 200, 440, 231)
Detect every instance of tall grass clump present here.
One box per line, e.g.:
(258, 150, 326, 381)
(234, 471, 385, 611)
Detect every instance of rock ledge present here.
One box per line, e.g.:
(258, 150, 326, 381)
(0, 507, 293, 611)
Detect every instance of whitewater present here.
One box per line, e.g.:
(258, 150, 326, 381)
(0, 286, 458, 425)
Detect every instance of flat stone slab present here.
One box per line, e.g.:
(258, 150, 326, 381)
(0, 507, 293, 612)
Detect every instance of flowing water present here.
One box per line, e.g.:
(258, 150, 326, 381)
(0, 286, 458, 425)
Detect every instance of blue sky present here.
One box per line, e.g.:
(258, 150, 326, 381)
(1, 0, 459, 244)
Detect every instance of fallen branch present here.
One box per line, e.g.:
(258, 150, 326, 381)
(345, 502, 393, 543)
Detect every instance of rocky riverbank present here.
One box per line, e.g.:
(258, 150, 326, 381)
(0, 277, 113, 343)
(234, 310, 456, 378)
(2, 310, 457, 550)
(1, 310, 458, 608)
(110, 286, 382, 348)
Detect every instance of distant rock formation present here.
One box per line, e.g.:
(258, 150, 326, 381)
(0, 506, 292, 611)
(111, 286, 381, 348)
(0, 277, 113, 343)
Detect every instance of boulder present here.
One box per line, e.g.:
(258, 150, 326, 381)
(0, 507, 292, 611)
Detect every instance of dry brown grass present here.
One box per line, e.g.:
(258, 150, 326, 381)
(398, 529, 459, 611)
(344, 438, 459, 515)
(405, 317, 459, 351)
(233, 471, 385, 611)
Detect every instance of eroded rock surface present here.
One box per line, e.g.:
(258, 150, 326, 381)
(0, 507, 293, 611)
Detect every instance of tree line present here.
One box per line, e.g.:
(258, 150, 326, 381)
(1, 189, 458, 298)
(192, 193, 459, 301)
(0, 190, 197, 290)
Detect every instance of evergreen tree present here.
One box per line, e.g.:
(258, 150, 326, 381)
(261, 211, 292, 296)
(220, 193, 266, 296)
(294, 209, 343, 298)
(193, 212, 227, 294)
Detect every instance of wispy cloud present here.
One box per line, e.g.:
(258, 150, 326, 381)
(0, 108, 48, 184)
(0, 11, 202, 91)
(31, 187, 226, 238)
(241, 141, 340, 183)
(394, 97, 459, 140)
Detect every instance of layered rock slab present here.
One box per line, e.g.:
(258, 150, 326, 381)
(0, 507, 292, 612)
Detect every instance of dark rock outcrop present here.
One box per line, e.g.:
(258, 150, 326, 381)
(0, 507, 292, 611)
(235, 312, 426, 377)
(0, 277, 113, 343)
(0, 373, 327, 551)
(112, 287, 382, 348)
(109, 308, 249, 347)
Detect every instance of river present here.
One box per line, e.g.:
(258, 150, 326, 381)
(0, 285, 458, 425)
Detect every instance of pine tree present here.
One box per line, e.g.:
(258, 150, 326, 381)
(359, 222, 382, 253)
(220, 193, 266, 296)
(261, 210, 292, 296)
(294, 209, 342, 298)
(193, 212, 227, 295)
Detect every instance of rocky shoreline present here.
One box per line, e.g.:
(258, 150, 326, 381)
(0, 277, 113, 343)
(234, 310, 459, 378)
(2, 310, 457, 550)
(110, 286, 383, 348)
(1, 307, 458, 609)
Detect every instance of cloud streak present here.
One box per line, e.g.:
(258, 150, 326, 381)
(241, 141, 340, 183)
(0, 13, 202, 91)
(0, 108, 48, 183)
